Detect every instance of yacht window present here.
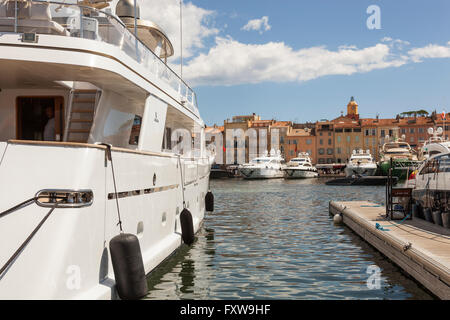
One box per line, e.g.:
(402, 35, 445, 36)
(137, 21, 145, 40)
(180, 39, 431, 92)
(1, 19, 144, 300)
(385, 151, 409, 155)
(16, 96, 64, 142)
(439, 155, 450, 172)
(128, 115, 142, 145)
(251, 159, 269, 163)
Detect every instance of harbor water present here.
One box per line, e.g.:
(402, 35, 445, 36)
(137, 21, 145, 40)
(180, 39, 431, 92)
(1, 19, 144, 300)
(145, 179, 433, 300)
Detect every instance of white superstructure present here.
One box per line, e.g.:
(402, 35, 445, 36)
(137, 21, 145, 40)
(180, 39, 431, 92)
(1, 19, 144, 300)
(282, 152, 318, 179)
(239, 149, 284, 179)
(344, 149, 377, 177)
(412, 152, 450, 212)
(419, 127, 450, 161)
(0, 0, 212, 299)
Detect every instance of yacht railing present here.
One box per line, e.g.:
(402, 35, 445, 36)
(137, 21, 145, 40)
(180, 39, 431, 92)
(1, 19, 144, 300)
(0, 0, 198, 112)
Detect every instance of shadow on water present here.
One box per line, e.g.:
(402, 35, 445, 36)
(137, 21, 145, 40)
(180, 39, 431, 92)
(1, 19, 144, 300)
(145, 178, 433, 300)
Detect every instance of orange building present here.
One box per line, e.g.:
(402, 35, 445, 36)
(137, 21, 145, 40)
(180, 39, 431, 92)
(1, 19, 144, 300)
(398, 116, 435, 150)
(315, 120, 335, 164)
(285, 127, 316, 163)
(332, 116, 363, 164)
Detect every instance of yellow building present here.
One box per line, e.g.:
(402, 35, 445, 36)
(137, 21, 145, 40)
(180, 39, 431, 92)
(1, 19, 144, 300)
(347, 96, 359, 119)
(333, 117, 363, 163)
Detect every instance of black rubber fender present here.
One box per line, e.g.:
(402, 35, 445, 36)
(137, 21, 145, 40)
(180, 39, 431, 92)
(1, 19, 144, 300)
(109, 233, 148, 300)
(180, 208, 195, 245)
(205, 191, 214, 212)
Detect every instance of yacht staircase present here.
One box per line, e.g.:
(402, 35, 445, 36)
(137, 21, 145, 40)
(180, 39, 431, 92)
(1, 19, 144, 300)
(63, 89, 101, 143)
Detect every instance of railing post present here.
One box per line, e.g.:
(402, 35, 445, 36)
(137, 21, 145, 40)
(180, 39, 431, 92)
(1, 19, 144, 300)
(14, 0, 17, 33)
(134, 0, 140, 62)
(79, 6, 84, 38)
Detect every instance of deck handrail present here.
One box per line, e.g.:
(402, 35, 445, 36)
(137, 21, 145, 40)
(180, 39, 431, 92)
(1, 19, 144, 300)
(1, 0, 198, 112)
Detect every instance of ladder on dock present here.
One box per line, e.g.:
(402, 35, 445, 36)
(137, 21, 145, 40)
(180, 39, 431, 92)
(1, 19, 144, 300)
(63, 89, 101, 143)
(386, 161, 413, 221)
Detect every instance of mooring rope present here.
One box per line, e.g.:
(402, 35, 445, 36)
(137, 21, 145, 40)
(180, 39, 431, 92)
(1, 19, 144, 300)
(177, 155, 186, 209)
(100, 143, 123, 233)
(0, 201, 59, 279)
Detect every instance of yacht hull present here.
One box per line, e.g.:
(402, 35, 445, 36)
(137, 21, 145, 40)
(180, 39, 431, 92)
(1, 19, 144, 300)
(380, 159, 420, 180)
(283, 168, 318, 179)
(239, 167, 284, 179)
(344, 165, 377, 177)
(0, 141, 210, 299)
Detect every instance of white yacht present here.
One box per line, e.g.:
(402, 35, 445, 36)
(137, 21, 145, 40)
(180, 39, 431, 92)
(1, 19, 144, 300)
(379, 136, 420, 180)
(412, 152, 450, 219)
(407, 127, 450, 187)
(0, 0, 212, 299)
(419, 127, 450, 161)
(239, 149, 284, 179)
(282, 152, 318, 178)
(344, 149, 378, 177)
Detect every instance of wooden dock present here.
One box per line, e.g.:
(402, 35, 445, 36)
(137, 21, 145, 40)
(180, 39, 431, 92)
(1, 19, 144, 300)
(329, 200, 450, 299)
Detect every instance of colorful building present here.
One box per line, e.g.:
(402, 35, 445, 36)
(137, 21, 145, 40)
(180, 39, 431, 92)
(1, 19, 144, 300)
(206, 99, 449, 165)
(285, 127, 316, 163)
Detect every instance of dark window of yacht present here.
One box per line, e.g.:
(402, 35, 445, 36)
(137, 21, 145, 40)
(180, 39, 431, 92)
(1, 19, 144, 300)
(128, 115, 142, 145)
(16, 96, 64, 141)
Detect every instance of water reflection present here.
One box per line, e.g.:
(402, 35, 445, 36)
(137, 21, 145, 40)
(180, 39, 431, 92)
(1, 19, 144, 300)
(145, 179, 433, 300)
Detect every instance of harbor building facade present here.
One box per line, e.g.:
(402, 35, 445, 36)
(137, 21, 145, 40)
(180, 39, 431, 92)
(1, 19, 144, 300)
(285, 127, 316, 163)
(207, 97, 450, 165)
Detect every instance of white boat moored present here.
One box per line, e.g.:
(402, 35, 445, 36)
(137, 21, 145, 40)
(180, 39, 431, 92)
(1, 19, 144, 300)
(239, 149, 284, 179)
(282, 152, 318, 179)
(344, 149, 378, 177)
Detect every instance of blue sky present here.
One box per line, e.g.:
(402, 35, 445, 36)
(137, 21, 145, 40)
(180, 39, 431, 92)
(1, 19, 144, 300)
(137, 0, 450, 125)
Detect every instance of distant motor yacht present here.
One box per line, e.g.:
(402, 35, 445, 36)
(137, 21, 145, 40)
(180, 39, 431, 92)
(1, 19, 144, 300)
(345, 149, 377, 177)
(239, 149, 284, 179)
(379, 136, 420, 180)
(283, 152, 318, 178)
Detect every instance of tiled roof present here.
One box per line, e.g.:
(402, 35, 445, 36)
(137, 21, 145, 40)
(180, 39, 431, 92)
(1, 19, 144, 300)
(287, 128, 313, 137)
(272, 121, 292, 127)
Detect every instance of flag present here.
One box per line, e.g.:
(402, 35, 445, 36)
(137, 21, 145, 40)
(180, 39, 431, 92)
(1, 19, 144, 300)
(442, 111, 447, 120)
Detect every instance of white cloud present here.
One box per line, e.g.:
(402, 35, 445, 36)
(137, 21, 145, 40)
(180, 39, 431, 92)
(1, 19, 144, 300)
(408, 43, 450, 62)
(108, 2, 450, 88)
(183, 37, 408, 86)
(381, 37, 411, 50)
(241, 16, 271, 34)
(111, 0, 218, 61)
